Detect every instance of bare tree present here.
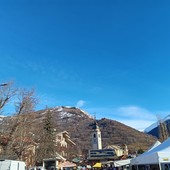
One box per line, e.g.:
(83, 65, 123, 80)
(0, 84, 38, 160)
(15, 89, 38, 115)
(9, 89, 38, 159)
(0, 81, 17, 112)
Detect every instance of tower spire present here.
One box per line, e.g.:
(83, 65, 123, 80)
(91, 113, 102, 150)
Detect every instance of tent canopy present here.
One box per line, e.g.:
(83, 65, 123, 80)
(147, 140, 161, 152)
(101, 159, 131, 167)
(131, 138, 170, 165)
(114, 159, 131, 167)
(93, 163, 102, 168)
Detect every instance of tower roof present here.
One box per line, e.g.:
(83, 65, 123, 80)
(92, 121, 100, 130)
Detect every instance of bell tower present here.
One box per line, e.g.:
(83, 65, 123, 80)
(92, 121, 102, 150)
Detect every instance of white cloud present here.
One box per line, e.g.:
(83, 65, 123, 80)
(116, 119, 156, 131)
(113, 106, 157, 130)
(76, 100, 85, 108)
(85, 105, 158, 131)
(116, 105, 156, 120)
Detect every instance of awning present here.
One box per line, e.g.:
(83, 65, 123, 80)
(114, 159, 131, 167)
(59, 161, 77, 168)
(93, 163, 102, 168)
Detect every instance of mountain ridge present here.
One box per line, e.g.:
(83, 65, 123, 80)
(0, 106, 157, 156)
(32, 106, 157, 153)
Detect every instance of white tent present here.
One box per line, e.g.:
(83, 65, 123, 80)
(101, 159, 131, 167)
(147, 140, 161, 152)
(131, 138, 170, 165)
(114, 159, 131, 167)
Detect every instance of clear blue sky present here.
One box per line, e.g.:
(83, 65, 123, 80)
(0, 0, 170, 130)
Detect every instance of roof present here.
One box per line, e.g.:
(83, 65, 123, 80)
(147, 140, 161, 152)
(56, 131, 76, 145)
(59, 161, 76, 168)
(104, 145, 122, 150)
(131, 137, 170, 165)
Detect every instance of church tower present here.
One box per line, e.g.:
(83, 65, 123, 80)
(92, 121, 102, 150)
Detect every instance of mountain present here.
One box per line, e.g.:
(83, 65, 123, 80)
(1, 106, 157, 154)
(144, 115, 170, 138)
(32, 106, 157, 152)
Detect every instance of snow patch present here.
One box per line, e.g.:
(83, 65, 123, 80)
(57, 106, 63, 112)
(79, 109, 93, 119)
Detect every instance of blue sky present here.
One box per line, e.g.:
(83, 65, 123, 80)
(0, 0, 170, 131)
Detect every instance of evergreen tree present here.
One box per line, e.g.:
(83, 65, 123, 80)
(35, 109, 56, 164)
